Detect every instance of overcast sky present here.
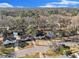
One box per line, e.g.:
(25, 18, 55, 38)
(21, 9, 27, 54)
(0, 0, 79, 8)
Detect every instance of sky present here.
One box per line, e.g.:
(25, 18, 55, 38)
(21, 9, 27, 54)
(0, 0, 79, 8)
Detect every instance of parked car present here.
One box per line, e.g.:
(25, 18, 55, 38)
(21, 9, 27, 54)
(72, 53, 79, 58)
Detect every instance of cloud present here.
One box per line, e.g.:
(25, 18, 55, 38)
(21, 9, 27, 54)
(0, 3, 13, 8)
(39, 4, 68, 8)
(0, 3, 24, 8)
(50, 0, 79, 5)
(39, 0, 79, 8)
(39, 4, 54, 8)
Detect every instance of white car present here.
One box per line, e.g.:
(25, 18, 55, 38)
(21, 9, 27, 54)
(70, 53, 79, 58)
(74, 53, 79, 58)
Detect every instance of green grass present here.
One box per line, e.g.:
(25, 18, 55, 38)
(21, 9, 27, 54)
(0, 47, 14, 55)
(46, 45, 70, 57)
(46, 48, 59, 57)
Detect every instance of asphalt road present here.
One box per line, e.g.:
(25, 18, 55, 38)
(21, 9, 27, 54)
(12, 46, 49, 57)
(11, 41, 79, 57)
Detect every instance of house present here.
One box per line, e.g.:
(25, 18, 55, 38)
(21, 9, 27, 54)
(45, 32, 56, 39)
(3, 36, 16, 45)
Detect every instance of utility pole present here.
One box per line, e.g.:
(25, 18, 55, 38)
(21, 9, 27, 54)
(13, 32, 20, 51)
(39, 52, 44, 58)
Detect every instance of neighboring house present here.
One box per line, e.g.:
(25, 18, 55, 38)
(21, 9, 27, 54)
(46, 32, 56, 39)
(22, 35, 35, 41)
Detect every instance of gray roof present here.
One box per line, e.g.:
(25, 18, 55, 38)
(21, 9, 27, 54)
(3, 39, 16, 45)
